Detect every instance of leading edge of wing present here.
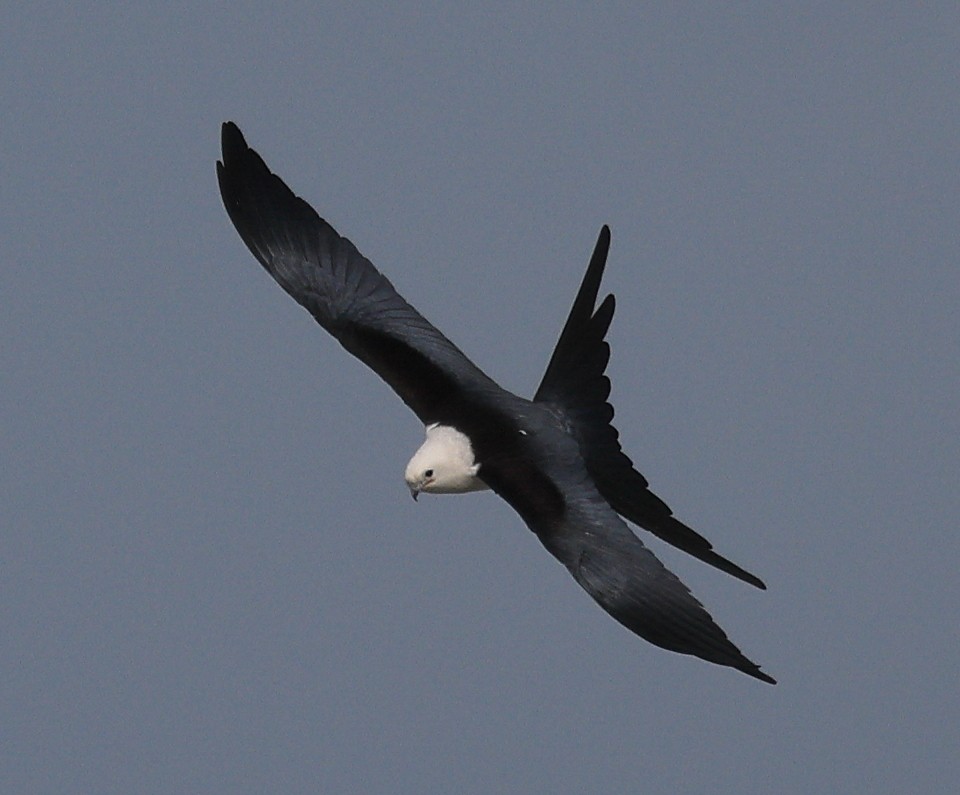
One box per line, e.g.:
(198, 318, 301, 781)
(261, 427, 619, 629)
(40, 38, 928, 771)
(217, 122, 500, 424)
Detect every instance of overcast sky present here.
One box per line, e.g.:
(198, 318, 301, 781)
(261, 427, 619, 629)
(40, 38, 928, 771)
(3, 4, 958, 793)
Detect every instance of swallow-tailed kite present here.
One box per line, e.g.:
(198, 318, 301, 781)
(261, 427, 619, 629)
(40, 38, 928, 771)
(217, 122, 775, 684)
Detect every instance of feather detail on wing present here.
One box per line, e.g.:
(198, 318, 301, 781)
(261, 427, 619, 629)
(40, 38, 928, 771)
(217, 122, 499, 425)
(534, 484, 775, 683)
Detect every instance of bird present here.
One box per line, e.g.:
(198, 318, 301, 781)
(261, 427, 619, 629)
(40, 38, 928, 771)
(217, 121, 775, 684)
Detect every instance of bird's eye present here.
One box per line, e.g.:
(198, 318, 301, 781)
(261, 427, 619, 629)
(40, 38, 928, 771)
(424, 469, 434, 478)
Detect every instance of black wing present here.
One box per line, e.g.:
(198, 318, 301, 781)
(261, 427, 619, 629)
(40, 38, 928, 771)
(217, 122, 502, 425)
(534, 227, 767, 589)
(534, 479, 775, 684)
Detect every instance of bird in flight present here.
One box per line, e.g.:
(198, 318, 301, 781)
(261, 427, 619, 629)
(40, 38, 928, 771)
(217, 122, 775, 684)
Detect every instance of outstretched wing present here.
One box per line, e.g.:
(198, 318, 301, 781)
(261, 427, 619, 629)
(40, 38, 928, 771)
(217, 122, 501, 425)
(534, 479, 776, 684)
(535, 227, 767, 590)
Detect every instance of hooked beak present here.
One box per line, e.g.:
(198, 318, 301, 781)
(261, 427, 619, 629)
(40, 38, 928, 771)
(409, 486, 420, 502)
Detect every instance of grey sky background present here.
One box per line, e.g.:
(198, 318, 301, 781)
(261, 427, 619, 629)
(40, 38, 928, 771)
(3, 4, 958, 793)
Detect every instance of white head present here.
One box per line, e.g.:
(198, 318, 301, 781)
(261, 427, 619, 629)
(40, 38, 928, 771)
(404, 424, 489, 499)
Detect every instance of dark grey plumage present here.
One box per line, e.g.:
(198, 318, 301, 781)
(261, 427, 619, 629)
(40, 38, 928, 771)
(217, 121, 775, 684)
(535, 227, 768, 590)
